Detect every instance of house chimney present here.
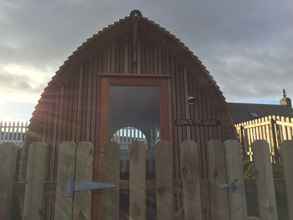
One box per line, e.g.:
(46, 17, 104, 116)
(280, 89, 292, 108)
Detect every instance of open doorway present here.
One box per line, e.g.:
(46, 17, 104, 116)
(99, 77, 170, 220)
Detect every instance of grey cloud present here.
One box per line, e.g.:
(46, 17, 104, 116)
(0, 0, 292, 103)
(0, 70, 44, 93)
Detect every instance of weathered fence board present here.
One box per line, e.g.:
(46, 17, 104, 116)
(207, 140, 229, 220)
(4, 137, 293, 220)
(155, 141, 174, 220)
(224, 140, 247, 220)
(129, 142, 147, 220)
(54, 142, 76, 220)
(103, 142, 120, 220)
(74, 142, 94, 220)
(253, 140, 278, 220)
(180, 140, 202, 220)
(0, 143, 19, 220)
(280, 141, 293, 220)
(23, 142, 48, 220)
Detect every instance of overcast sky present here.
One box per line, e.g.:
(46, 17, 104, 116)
(0, 0, 292, 121)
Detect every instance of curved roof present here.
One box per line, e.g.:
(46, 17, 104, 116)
(31, 10, 225, 124)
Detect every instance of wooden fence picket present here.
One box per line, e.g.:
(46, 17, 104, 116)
(0, 143, 19, 220)
(3, 131, 293, 220)
(280, 141, 293, 220)
(74, 142, 94, 220)
(207, 140, 229, 220)
(103, 142, 120, 220)
(180, 140, 202, 220)
(253, 140, 278, 220)
(129, 142, 147, 220)
(54, 142, 76, 220)
(224, 140, 247, 220)
(23, 142, 48, 220)
(155, 141, 174, 220)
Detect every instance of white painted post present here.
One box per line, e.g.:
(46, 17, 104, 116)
(280, 140, 293, 220)
(23, 142, 48, 220)
(0, 143, 19, 220)
(253, 140, 278, 220)
(224, 140, 247, 220)
(207, 140, 229, 220)
(180, 140, 202, 220)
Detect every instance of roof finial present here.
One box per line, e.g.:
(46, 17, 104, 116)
(283, 88, 287, 98)
(130, 9, 142, 17)
(280, 88, 292, 108)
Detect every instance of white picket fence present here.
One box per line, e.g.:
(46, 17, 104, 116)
(0, 121, 28, 145)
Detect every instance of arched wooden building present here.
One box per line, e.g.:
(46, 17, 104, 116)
(29, 10, 235, 220)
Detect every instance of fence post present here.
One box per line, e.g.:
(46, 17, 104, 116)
(103, 142, 120, 220)
(22, 142, 48, 220)
(155, 141, 174, 220)
(129, 142, 146, 220)
(253, 140, 278, 220)
(280, 140, 293, 220)
(54, 142, 76, 220)
(224, 140, 247, 220)
(207, 140, 229, 220)
(0, 143, 19, 220)
(74, 142, 94, 220)
(180, 140, 202, 220)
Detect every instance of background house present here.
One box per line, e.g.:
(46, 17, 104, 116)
(228, 89, 293, 123)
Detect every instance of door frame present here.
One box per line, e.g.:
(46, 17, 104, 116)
(99, 76, 171, 147)
(93, 76, 172, 220)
